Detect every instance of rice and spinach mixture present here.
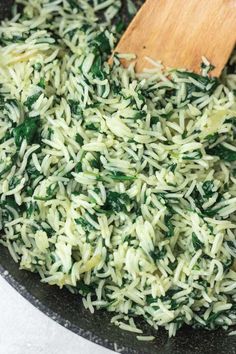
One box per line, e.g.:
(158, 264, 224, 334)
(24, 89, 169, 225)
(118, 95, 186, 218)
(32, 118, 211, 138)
(1, 0, 236, 338)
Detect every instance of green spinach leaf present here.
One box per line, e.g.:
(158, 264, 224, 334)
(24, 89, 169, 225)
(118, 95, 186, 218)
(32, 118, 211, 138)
(13, 116, 40, 147)
(192, 232, 204, 251)
(206, 144, 236, 162)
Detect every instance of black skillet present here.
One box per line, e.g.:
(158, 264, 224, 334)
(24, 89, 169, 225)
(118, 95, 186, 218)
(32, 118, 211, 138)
(0, 1, 236, 353)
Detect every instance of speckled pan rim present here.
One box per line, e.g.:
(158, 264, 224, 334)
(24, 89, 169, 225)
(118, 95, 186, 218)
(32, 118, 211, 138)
(0, 263, 128, 354)
(2, 248, 236, 354)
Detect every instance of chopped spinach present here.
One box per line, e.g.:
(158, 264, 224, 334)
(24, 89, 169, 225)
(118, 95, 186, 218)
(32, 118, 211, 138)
(150, 247, 167, 262)
(68, 100, 83, 118)
(13, 116, 40, 147)
(150, 116, 159, 126)
(202, 254, 212, 261)
(169, 163, 177, 173)
(223, 256, 234, 272)
(93, 31, 111, 54)
(37, 78, 45, 89)
(177, 71, 219, 102)
(26, 163, 41, 181)
(159, 110, 174, 119)
(183, 149, 202, 160)
(192, 232, 204, 251)
(0, 131, 12, 144)
(91, 54, 105, 80)
(26, 202, 40, 217)
(198, 279, 209, 289)
(42, 223, 55, 237)
(146, 295, 158, 306)
(164, 210, 174, 238)
(48, 128, 54, 139)
(0, 94, 5, 108)
(169, 259, 178, 271)
(132, 110, 146, 120)
(8, 176, 21, 190)
(160, 288, 183, 310)
(75, 133, 84, 145)
(202, 180, 214, 198)
(67, 0, 83, 10)
(75, 217, 94, 231)
(111, 82, 121, 95)
(77, 280, 94, 295)
(1, 196, 25, 224)
(5, 98, 19, 107)
(206, 144, 236, 162)
(34, 183, 58, 201)
(66, 28, 77, 40)
(226, 240, 236, 253)
(90, 153, 101, 170)
(0, 34, 26, 45)
(75, 162, 83, 173)
(24, 92, 41, 110)
(109, 171, 136, 181)
(85, 123, 99, 131)
(115, 20, 125, 34)
(80, 24, 90, 33)
(190, 186, 222, 217)
(205, 133, 219, 145)
(103, 191, 130, 213)
(123, 235, 133, 244)
(0, 153, 17, 177)
(204, 308, 233, 329)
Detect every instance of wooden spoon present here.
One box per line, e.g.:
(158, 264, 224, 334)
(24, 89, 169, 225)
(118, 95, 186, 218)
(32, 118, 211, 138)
(113, 0, 236, 76)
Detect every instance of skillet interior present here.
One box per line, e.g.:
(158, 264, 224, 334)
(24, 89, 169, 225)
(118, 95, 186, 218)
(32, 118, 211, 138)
(0, 1, 236, 353)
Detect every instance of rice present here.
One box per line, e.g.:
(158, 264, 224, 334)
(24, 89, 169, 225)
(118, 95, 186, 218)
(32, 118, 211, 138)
(136, 335, 155, 341)
(0, 0, 236, 340)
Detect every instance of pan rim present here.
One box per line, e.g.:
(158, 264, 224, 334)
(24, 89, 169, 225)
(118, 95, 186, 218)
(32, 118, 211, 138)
(0, 261, 129, 354)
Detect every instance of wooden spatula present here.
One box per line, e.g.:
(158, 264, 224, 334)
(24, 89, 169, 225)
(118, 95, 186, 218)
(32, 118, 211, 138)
(113, 0, 236, 76)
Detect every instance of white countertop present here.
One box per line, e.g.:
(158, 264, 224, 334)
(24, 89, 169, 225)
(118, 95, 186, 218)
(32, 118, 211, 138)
(0, 276, 115, 354)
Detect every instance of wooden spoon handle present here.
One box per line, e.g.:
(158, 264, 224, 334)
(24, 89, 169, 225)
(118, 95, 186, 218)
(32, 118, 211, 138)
(114, 0, 236, 76)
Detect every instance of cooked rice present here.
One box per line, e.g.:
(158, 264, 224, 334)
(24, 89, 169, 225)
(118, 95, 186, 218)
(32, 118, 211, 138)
(0, 0, 236, 339)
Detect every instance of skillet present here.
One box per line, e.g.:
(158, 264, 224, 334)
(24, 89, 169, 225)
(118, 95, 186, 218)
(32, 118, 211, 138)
(0, 1, 236, 352)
